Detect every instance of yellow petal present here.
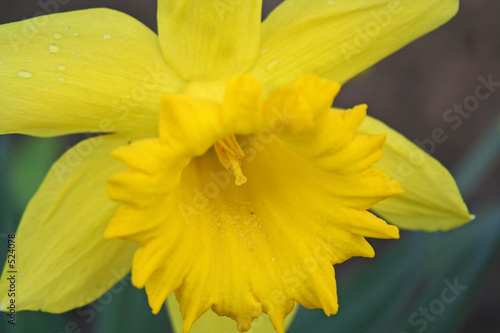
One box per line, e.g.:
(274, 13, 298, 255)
(106, 74, 401, 332)
(0, 8, 184, 137)
(357, 113, 472, 230)
(251, 0, 458, 92)
(166, 295, 299, 333)
(157, 0, 262, 80)
(0, 134, 139, 312)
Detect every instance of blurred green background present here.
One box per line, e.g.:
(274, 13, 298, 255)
(0, 0, 499, 332)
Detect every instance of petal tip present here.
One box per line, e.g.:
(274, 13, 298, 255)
(388, 225, 400, 239)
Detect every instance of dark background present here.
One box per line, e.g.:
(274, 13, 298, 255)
(0, 0, 499, 332)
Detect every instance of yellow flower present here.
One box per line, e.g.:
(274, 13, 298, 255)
(0, 0, 472, 332)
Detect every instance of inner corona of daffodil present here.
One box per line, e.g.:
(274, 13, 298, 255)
(184, 79, 249, 185)
(105, 73, 404, 332)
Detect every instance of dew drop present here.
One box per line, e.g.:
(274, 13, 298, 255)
(57, 65, 66, 71)
(54, 32, 62, 40)
(29, 26, 35, 30)
(17, 70, 33, 78)
(75, 53, 82, 58)
(328, 0, 336, 5)
(313, 8, 319, 13)
(266, 60, 279, 71)
(49, 44, 59, 53)
(260, 47, 269, 54)
(73, 32, 79, 37)
(103, 34, 111, 40)
(58, 77, 65, 82)
(25, 58, 30, 62)
(65, 26, 70, 30)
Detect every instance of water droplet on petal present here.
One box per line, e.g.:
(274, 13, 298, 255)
(29, 26, 35, 30)
(103, 34, 111, 40)
(58, 77, 65, 82)
(267, 60, 279, 71)
(57, 65, 66, 71)
(17, 70, 33, 78)
(73, 32, 79, 37)
(313, 8, 319, 13)
(75, 53, 82, 58)
(54, 32, 62, 40)
(260, 47, 269, 54)
(49, 44, 59, 53)
(25, 58, 30, 61)
(65, 26, 70, 30)
(328, 0, 336, 5)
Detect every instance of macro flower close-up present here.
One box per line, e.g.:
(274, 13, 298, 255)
(2, 0, 498, 332)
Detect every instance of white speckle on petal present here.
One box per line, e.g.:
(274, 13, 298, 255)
(73, 32, 79, 37)
(49, 44, 59, 53)
(328, 0, 336, 5)
(54, 32, 62, 40)
(75, 53, 82, 58)
(57, 65, 66, 71)
(103, 34, 111, 40)
(25, 58, 30, 62)
(58, 77, 65, 82)
(266, 60, 279, 71)
(17, 70, 33, 78)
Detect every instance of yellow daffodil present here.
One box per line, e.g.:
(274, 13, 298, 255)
(0, 0, 472, 332)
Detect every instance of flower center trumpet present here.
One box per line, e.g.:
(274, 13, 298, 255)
(104, 74, 404, 332)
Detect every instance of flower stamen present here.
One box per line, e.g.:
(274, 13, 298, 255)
(214, 134, 247, 186)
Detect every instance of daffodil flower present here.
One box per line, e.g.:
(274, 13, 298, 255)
(0, 0, 472, 332)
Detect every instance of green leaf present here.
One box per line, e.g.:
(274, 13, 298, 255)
(453, 116, 500, 197)
(8, 136, 65, 210)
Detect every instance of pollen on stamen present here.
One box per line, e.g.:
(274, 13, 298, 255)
(214, 135, 247, 186)
(229, 159, 247, 186)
